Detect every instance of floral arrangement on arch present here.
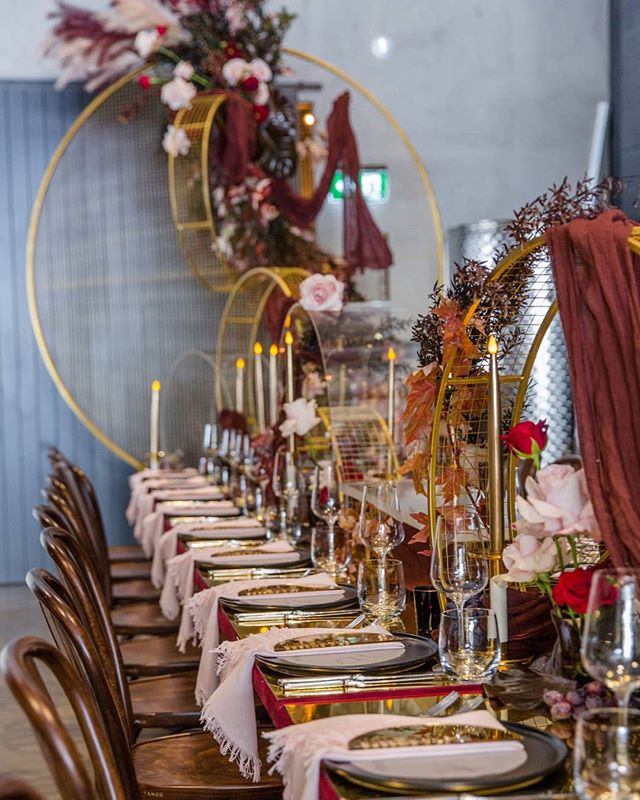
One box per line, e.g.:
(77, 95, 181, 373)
(399, 177, 618, 544)
(44, 0, 390, 278)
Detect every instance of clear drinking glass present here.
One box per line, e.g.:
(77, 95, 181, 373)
(581, 568, 640, 708)
(356, 481, 404, 558)
(574, 708, 640, 800)
(430, 511, 489, 617)
(311, 525, 351, 578)
(271, 448, 300, 541)
(357, 558, 406, 626)
(439, 608, 501, 680)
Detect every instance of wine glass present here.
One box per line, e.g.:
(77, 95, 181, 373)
(581, 568, 640, 708)
(356, 481, 404, 558)
(429, 510, 489, 617)
(272, 447, 300, 540)
(311, 526, 351, 578)
(311, 462, 341, 532)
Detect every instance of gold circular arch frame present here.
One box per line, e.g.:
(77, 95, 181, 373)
(27, 50, 444, 467)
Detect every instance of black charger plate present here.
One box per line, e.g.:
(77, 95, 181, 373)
(323, 722, 567, 795)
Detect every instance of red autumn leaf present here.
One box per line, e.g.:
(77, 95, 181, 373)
(407, 512, 431, 554)
(440, 466, 468, 504)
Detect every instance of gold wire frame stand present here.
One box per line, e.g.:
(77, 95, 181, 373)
(427, 236, 550, 546)
(317, 406, 399, 484)
(215, 266, 310, 418)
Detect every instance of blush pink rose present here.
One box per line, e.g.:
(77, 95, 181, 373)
(299, 274, 345, 313)
(515, 464, 601, 539)
(279, 398, 320, 437)
(502, 533, 567, 583)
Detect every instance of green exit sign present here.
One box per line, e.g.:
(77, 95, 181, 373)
(328, 167, 389, 204)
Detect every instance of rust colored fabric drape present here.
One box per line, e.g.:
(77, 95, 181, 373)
(219, 91, 393, 273)
(546, 209, 640, 566)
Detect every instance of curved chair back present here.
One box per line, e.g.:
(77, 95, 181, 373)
(36, 528, 134, 743)
(0, 636, 137, 800)
(0, 776, 45, 800)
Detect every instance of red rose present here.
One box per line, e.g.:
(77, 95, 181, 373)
(241, 75, 259, 92)
(552, 568, 596, 615)
(252, 104, 269, 124)
(137, 75, 151, 90)
(156, 25, 168, 36)
(501, 419, 548, 462)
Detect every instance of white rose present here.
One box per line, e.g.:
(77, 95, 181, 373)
(160, 76, 197, 110)
(162, 124, 191, 157)
(253, 81, 269, 106)
(222, 57, 249, 86)
(225, 2, 246, 34)
(134, 29, 160, 59)
(279, 398, 321, 438)
(174, 60, 194, 80)
(299, 273, 345, 313)
(249, 58, 272, 82)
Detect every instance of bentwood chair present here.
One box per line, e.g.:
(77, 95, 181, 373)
(46, 468, 157, 603)
(38, 526, 200, 679)
(3, 636, 282, 799)
(48, 447, 147, 565)
(1, 637, 134, 800)
(34, 504, 177, 637)
(0, 777, 45, 800)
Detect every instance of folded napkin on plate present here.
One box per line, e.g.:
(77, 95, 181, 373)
(204, 538, 299, 567)
(129, 468, 199, 490)
(162, 538, 292, 620)
(137, 500, 239, 556)
(151, 518, 266, 589)
(126, 476, 208, 524)
(264, 710, 519, 800)
(198, 624, 388, 781)
(133, 486, 225, 532)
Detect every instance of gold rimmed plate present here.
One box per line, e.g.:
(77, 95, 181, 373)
(220, 584, 358, 612)
(323, 722, 567, 795)
(256, 632, 437, 677)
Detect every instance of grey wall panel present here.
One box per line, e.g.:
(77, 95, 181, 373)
(0, 80, 131, 583)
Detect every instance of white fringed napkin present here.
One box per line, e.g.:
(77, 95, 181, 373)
(198, 624, 389, 782)
(150, 517, 266, 589)
(264, 710, 519, 800)
(128, 468, 199, 490)
(136, 500, 240, 556)
(126, 476, 208, 524)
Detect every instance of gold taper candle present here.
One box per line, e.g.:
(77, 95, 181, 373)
(150, 380, 161, 471)
(487, 334, 504, 565)
(269, 343, 278, 426)
(386, 346, 396, 438)
(253, 342, 266, 432)
(235, 357, 245, 414)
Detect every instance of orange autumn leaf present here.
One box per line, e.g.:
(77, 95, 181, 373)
(440, 465, 468, 504)
(408, 512, 431, 555)
(401, 367, 438, 448)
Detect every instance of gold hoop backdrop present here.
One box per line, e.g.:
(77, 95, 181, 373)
(28, 51, 443, 466)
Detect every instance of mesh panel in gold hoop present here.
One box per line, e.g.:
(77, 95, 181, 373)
(317, 406, 398, 484)
(168, 95, 238, 292)
(215, 267, 310, 421)
(428, 236, 601, 566)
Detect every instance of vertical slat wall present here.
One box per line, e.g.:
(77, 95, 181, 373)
(0, 80, 131, 583)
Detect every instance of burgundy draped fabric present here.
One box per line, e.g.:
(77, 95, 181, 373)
(219, 91, 393, 273)
(546, 209, 640, 566)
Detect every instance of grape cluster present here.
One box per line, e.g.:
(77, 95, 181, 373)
(543, 682, 611, 721)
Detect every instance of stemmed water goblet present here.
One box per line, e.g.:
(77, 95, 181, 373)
(310, 462, 350, 577)
(581, 567, 640, 708)
(429, 510, 489, 618)
(272, 447, 300, 540)
(356, 480, 405, 558)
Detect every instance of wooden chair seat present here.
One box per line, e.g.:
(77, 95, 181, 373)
(110, 560, 151, 582)
(120, 635, 200, 677)
(111, 601, 179, 636)
(109, 543, 148, 563)
(112, 578, 160, 604)
(129, 671, 200, 728)
(133, 730, 283, 798)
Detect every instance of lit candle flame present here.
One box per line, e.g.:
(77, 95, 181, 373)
(151, 380, 161, 391)
(236, 357, 245, 369)
(269, 343, 278, 357)
(387, 346, 396, 362)
(487, 335, 498, 355)
(253, 342, 263, 355)
(284, 331, 294, 346)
